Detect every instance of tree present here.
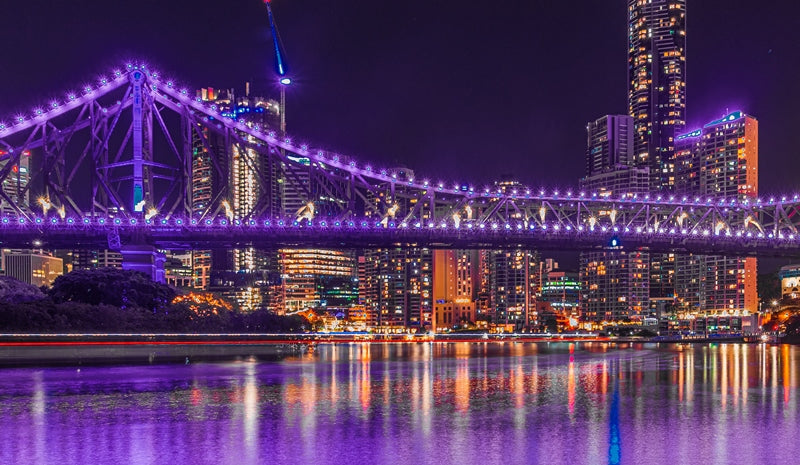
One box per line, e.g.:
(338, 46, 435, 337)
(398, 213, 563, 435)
(49, 268, 175, 312)
(758, 272, 781, 307)
(0, 276, 45, 304)
(240, 308, 307, 333)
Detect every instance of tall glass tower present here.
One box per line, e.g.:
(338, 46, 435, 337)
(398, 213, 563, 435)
(628, 0, 686, 192)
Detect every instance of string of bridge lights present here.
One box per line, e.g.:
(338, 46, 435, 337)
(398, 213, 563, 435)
(0, 214, 797, 245)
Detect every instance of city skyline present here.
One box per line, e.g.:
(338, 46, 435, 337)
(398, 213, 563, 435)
(0, 0, 798, 192)
(1, 3, 800, 463)
(0, 0, 798, 324)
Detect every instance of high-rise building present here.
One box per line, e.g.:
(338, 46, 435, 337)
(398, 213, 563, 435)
(273, 249, 357, 315)
(363, 248, 432, 331)
(585, 115, 635, 175)
(478, 179, 540, 330)
(673, 111, 758, 313)
(628, 0, 686, 191)
(581, 115, 650, 198)
(489, 249, 539, 330)
(432, 250, 478, 330)
(579, 115, 651, 324)
(581, 248, 649, 322)
(192, 87, 282, 310)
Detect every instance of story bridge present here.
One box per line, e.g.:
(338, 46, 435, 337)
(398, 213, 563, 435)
(1, 63, 800, 277)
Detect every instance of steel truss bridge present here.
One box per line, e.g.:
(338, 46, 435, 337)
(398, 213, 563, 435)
(1, 63, 800, 258)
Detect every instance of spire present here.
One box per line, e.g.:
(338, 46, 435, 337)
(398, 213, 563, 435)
(265, 0, 290, 82)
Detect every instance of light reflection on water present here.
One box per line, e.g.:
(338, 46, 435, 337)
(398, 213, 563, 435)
(0, 342, 798, 465)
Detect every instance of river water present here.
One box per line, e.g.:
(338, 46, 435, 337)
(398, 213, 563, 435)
(0, 342, 798, 465)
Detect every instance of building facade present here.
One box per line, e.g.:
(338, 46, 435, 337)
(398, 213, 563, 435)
(779, 265, 800, 300)
(489, 249, 539, 329)
(581, 248, 649, 323)
(580, 115, 652, 323)
(273, 248, 357, 315)
(673, 111, 759, 313)
(0, 150, 30, 216)
(3, 251, 63, 287)
(628, 0, 686, 191)
(432, 250, 478, 330)
(540, 270, 581, 315)
(363, 248, 433, 331)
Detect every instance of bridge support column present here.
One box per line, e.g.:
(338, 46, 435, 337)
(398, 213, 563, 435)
(121, 245, 166, 283)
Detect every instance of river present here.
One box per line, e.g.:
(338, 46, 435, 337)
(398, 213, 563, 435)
(0, 342, 797, 465)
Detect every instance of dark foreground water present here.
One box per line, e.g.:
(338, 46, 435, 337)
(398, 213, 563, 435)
(1, 342, 798, 465)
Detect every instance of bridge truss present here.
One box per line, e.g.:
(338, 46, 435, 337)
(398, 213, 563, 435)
(1, 63, 800, 257)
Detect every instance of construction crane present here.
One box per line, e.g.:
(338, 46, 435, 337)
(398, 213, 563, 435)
(264, 0, 291, 133)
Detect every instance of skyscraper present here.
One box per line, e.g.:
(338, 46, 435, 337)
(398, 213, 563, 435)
(628, 0, 686, 191)
(273, 248, 357, 315)
(673, 111, 758, 314)
(579, 115, 650, 324)
(581, 115, 650, 198)
(364, 248, 433, 331)
(581, 248, 650, 323)
(489, 249, 539, 330)
(432, 250, 478, 331)
(192, 87, 282, 310)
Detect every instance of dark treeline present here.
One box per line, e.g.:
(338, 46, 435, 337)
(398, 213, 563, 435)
(0, 269, 307, 333)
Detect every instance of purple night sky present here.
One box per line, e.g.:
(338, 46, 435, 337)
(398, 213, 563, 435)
(1, 0, 799, 191)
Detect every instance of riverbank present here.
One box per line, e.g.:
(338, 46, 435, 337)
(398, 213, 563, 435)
(0, 334, 308, 366)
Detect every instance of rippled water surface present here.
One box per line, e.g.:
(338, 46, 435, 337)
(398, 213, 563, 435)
(1, 342, 799, 465)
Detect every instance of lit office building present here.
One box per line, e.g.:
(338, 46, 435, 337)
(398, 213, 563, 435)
(192, 87, 282, 309)
(363, 248, 432, 331)
(628, 0, 686, 191)
(433, 250, 478, 330)
(163, 252, 194, 288)
(579, 115, 652, 323)
(58, 250, 123, 272)
(673, 111, 758, 313)
(581, 115, 649, 198)
(273, 249, 357, 315)
(581, 249, 649, 322)
(2, 251, 63, 287)
(540, 270, 581, 314)
(489, 249, 539, 330)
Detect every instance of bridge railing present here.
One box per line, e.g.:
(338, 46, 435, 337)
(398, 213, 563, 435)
(1, 214, 799, 257)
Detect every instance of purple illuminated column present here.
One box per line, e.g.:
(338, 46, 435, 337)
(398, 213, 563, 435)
(121, 245, 166, 283)
(131, 70, 145, 212)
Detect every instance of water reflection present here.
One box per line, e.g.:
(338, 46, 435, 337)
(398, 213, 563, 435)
(0, 343, 799, 464)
